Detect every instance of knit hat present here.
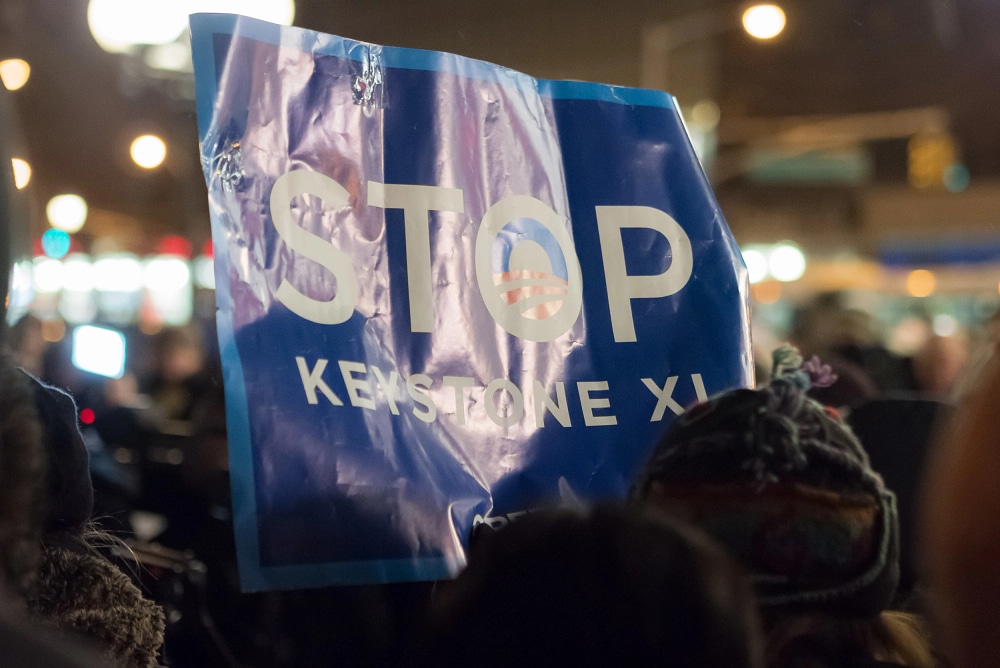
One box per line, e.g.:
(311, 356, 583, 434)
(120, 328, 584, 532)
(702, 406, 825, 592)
(632, 345, 899, 617)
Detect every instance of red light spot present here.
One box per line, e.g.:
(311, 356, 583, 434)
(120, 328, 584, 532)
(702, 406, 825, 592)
(80, 408, 96, 425)
(202, 240, 214, 258)
(156, 235, 192, 258)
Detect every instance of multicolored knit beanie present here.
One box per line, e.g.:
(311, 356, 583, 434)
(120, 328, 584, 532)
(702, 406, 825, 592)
(632, 345, 899, 617)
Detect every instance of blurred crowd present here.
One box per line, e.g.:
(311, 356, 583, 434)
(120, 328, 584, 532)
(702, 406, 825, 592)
(2, 291, 1000, 667)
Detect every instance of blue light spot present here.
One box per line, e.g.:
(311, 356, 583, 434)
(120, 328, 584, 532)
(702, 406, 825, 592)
(41, 229, 71, 259)
(944, 164, 970, 193)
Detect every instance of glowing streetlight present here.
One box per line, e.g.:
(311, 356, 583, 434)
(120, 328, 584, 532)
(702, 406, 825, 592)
(130, 134, 167, 169)
(742, 4, 786, 40)
(46, 194, 88, 233)
(11, 158, 30, 189)
(0, 58, 30, 90)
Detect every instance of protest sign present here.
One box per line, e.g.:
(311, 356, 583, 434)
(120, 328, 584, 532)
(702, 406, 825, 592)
(191, 13, 752, 591)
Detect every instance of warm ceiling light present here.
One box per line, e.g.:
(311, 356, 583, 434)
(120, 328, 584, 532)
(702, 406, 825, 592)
(11, 158, 30, 189)
(906, 269, 936, 298)
(87, 0, 188, 53)
(46, 194, 88, 233)
(88, 0, 296, 53)
(742, 4, 786, 40)
(0, 58, 30, 90)
(130, 134, 167, 169)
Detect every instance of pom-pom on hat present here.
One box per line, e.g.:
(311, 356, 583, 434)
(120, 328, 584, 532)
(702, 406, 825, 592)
(632, 345, 899, 617)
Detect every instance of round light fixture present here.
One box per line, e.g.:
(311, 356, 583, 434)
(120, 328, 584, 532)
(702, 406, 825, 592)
(0, 58, 30, 90)
(131, 134, 167, 169)
(46, 194, 88, 233)
(742, 4, 786, 40)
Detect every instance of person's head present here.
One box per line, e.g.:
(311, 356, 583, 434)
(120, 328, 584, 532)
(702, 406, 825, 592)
(8, 314, 46, 377)
(153, 325, 205, 384)
(410, 504, 763, 668)
(632, 346, 919, 666)
(0, 352, 164, 666)
(912, 332, 969, 397)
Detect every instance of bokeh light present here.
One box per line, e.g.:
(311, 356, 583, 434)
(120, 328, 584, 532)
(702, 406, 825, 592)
(41, 229, 72, 259)
(32, 258, 65, 294)
(768, 242, 806, 282)
(87, 0, 188, 52)
(41, 319, 67, 343)
(194, 255, 216, 289)
(0, 58, 30, 90)
(11, 158, 31, 189)
(88, 0, 296, 53)
(46, 194, 88, 233)
(944, 163, 970, 193)
(62, 255, 96, 293)
(742, 4, 786, 40)
(906, 269, 936, 298)
(752, 280, 782, 304)
(94, 254, 144, 293)
(130, 134, 167, 169)
(932, 314, 958, 337)
(741, 247, 769, 284)
(144, 256, 191, 293)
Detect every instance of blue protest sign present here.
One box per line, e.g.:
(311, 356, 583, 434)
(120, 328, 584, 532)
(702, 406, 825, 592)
(191, 13, 752, 591)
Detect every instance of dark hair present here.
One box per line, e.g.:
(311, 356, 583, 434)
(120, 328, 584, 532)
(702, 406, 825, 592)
(764, 610, 934, 668)
(407, 504, 763, 668)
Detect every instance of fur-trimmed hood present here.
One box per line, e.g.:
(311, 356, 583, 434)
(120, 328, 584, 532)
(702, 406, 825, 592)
(27, 543, 165, 666)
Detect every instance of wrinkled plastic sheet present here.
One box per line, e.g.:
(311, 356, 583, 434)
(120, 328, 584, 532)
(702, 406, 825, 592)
(190, 13, 753, 592)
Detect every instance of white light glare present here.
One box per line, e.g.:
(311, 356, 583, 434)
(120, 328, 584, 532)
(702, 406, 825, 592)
(33, 258, 65, 294)
(194, 255, 216, 289)
(88, 0, 188, 52)
(131, 134, 167, 169)
(933, 314, 959, 337)
(72, 325, 127, 379)
(11, 158, 30, 189)
(144, 256, 192, 293)
(46, 194, 88, 233)
(62, 255, 96, 292)
(741, 247, 769, 284)
(742, 4, 786, 40)
(94, 254, 144, 293)
(0, 58, 30, 90)
(88, 0, 295, 53)
(768, 243, 806, 282)
(6, 261, 34, 325)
